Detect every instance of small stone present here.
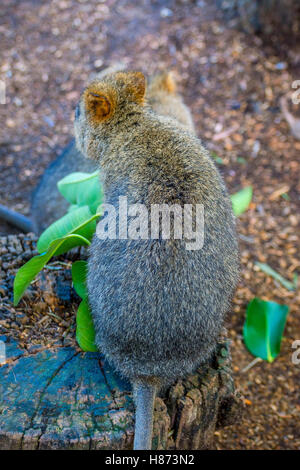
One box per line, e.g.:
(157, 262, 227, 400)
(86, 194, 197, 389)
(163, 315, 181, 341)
(0, 285, 7, 297)
(160, 7, 173, 18)
(43, 116, 55, 127)
(19, 315, 28, 325)
(6, 118, 15, 128)
(13, 97, 23, 107)
(229, 100, 241, 110)
(33, 302, 47, 314)
(94, 59, 103, 68)
(275, 62, 287, 70)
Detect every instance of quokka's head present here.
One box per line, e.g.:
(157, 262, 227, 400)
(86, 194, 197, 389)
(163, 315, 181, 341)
(74, 71, 146, 159)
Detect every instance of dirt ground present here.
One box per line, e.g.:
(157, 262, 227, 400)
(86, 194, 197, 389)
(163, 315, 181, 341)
(0, 0, 299, 450)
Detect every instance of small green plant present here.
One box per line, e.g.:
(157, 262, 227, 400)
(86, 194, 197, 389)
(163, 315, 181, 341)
(13, 171, 103, 351)
(13, 170, 252, 352)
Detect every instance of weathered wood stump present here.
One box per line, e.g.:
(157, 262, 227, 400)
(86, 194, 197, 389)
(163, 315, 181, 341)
(0, 335, 242, 450)
(0, 234, 242, 449)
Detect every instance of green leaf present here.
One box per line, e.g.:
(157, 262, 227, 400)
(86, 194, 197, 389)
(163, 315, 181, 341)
(57, 171, 103, 213)
(231, 186, 253, 216)
(243, 298, 289, 362)
(255, 262, 297, 291)
(72, 260, 88, 299)
(76, 298, 98, 352)
(68, 204, 80, 213)
(37, 205, 99, 256)
(293, 273, 298, 287)
(13, 234, 90, 306)
(211, 152, 224, 165)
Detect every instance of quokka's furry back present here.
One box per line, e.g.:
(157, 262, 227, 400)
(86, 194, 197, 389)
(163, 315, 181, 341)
(75, 71, 239, 384)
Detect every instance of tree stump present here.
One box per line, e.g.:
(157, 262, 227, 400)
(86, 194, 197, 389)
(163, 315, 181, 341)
(0, 234, 243, 449)
(0, 335, 242, 450)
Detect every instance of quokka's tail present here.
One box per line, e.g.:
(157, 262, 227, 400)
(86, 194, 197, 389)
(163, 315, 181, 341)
(133, 380, 157, 450)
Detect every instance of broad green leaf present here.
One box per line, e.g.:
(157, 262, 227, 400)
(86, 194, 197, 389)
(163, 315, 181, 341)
(57, 171, 103, 213)
(37, 205, 99, 256)
(13, 234, 90, 306)
(72, 260, 88, 299)
(243, 298, 289, 362)
(68, 204, 80, 213)
(231, 186, 253, 216)
(255, 262, 297, 291)
(76, 298, 98, 352)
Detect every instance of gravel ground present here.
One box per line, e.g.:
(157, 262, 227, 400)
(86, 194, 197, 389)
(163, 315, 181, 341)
(0, 234, 79, 350)
(0, 0, 299, 450)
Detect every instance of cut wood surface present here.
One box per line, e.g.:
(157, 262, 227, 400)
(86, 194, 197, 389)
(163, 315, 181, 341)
(0, 335, 242, 450)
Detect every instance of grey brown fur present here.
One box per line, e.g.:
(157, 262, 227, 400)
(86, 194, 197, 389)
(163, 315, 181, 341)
(74, 71, 239, 449)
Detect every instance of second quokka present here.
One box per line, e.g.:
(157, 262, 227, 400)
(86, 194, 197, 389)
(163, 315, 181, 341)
(74, 71, 239, 450)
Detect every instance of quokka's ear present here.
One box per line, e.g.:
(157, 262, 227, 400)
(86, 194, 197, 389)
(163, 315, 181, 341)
(116, 71, 146, 104)
(83, 87, 116, 123)
(149, 71, 177, 94)
(161, 72, 176, 93)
